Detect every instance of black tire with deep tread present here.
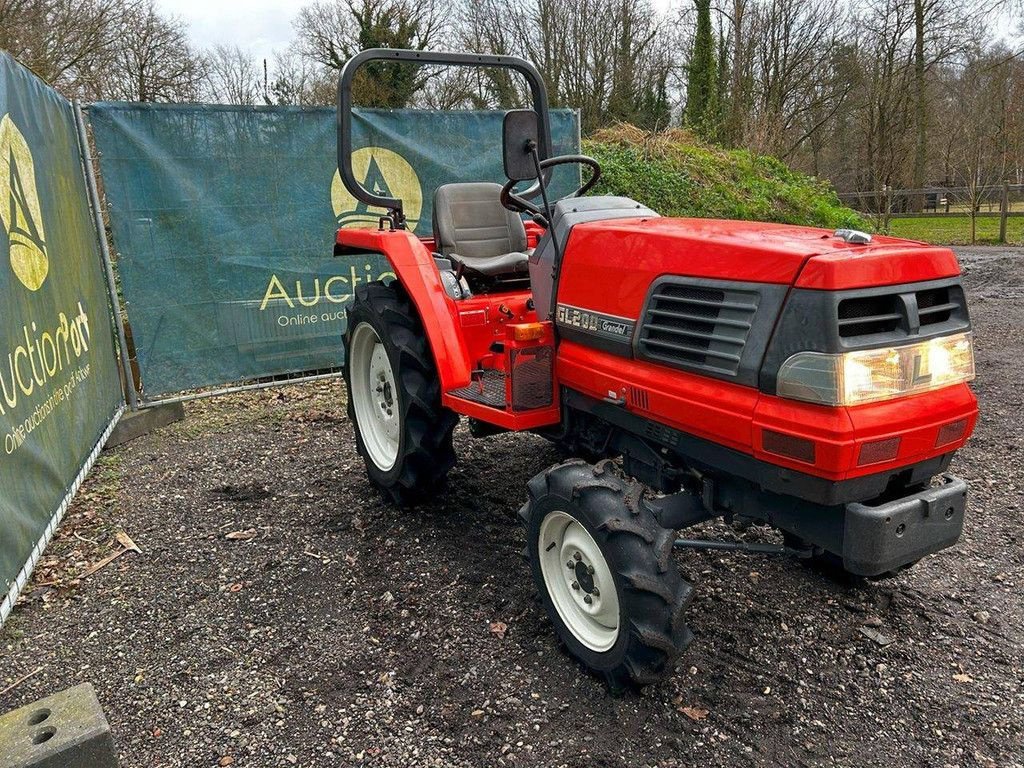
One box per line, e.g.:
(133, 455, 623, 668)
(343, 281, 458, 506)
(520, 459, 694, 689)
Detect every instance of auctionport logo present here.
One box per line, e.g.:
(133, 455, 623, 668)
(0, 114, 48, 291)
(331, 147, 422, 232)
(0, 112, 94, 456)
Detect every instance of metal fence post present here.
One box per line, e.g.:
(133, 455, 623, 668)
(999, 182, 1009, 245)
(883, 185, 892, 232)
(73, 99, 139, 411)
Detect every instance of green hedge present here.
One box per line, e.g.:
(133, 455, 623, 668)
(584, 126, 865, 230)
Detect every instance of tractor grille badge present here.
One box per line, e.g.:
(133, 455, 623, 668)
(556, 304, 635, 342)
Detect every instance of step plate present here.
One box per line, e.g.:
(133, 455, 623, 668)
(449, 370, 507, 408)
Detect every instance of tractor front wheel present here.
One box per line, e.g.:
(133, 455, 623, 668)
(520, 459, 694, 689)
(344, 282, 458, 505)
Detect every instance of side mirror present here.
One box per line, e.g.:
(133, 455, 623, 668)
(503, 109, 540, 181)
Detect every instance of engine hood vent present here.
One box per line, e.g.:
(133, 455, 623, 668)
(837, 283, 967, 341)
(637, 279, 760, 377)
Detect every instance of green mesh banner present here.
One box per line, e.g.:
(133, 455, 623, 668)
(88, 104, 580, 398)
(1, 53, 124, 620)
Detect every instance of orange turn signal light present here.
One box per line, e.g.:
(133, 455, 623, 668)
(512, 323, 546, 342)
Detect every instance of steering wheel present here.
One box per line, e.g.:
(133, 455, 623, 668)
(500, 155, 602, 218)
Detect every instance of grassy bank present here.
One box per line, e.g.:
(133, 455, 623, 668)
(585, 125, 864, 230)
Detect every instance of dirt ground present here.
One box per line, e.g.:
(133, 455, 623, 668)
(2, 247, 1022, 768)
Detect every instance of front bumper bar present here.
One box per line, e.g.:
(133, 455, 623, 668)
(841, 474, 967, 576)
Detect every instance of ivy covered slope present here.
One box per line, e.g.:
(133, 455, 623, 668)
(585, 125, 865, 230)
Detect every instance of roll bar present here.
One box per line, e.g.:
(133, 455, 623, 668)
(337, 48, 554, 230)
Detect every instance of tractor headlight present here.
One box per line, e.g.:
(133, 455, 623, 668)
(777, 333, 975, 406)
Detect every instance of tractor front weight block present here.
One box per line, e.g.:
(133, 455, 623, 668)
(841, 474, 967, 577)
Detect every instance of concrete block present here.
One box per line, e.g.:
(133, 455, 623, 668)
(106, 402, 185, 448)
(0, 683, 117, 768)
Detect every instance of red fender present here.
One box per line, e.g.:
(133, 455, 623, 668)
(336, 227, 473, 390)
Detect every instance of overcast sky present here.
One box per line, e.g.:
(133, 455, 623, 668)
(159, 0, 1019, 64)
(156, 0, 298, 63)
(157, 0, 684, 64)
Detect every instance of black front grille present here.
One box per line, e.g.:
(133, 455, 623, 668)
(638, 282, 759, 376)
(837, 283, 966, 340)
(916, 286, 957, 326)
(838, 295, 902, 337)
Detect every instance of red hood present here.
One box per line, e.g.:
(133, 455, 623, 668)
(570, 217, 961, 289)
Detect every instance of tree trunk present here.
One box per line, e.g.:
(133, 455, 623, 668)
(686, 0, 718, 139)
(912, 0, 926, 213)
(726, 0, 745, 147)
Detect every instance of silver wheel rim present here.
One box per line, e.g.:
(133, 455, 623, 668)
(538, 510, 620, 652)
(350, 322, 400, 471)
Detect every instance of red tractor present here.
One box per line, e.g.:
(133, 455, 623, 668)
(337, 50, 978, 688)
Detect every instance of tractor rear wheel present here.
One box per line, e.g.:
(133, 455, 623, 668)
(344, 282, 458, 506)
(520, 459, 694, 689)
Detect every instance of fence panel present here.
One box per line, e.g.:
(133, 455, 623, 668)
(838, 185, 1024, 242)
(0, 53, 125, 624)
(88, 105, 581, 400)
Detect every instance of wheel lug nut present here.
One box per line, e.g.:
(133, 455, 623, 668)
(583, 594, 593, 605)
(566, 561, 574, 570)
(571, 581, 580, 590)
(587, 565, 595, 575)
(591, 587, 600, 597)
(573, 552, 582, 561)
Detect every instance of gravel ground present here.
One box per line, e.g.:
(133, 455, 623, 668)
(1, 247, 1022, 768)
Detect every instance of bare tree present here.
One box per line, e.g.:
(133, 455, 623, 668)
(858, 0, 916, 197)
(102, 0, 206, 102)
(453, 0, 677, 131)
(719, 0, 754, 146)
(206, 44, 260, 105)
(262, 50, 336, 106)
(740, 0, 852, 157)
(1006, 57, 1024, 184)
(906, 0, 993, 209)
(0, 0, 30, 21)
(0, 0, 36, 46)
(945, 46, 1016, 241)
(606, 0, 674, 128)
(293, 0, 446, 107)
(0, 0, 118, 97)
(456, 0, 531, 108)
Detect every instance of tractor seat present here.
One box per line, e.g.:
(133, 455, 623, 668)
(432, 182, 531, 278)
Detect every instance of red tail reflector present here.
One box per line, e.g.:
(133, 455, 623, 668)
(762, 429, 816, 464)
(858, 437, 901, 466)
(936, 419, 968, 447)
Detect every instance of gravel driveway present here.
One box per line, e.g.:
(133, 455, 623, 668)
(1, 247, 1022, 768)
